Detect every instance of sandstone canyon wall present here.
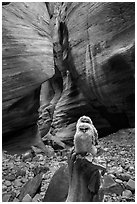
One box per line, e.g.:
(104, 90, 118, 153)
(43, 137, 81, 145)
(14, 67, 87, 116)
(2, 2, 135, 150)
(47, 2, 135, 143)
(2, 2, 54, 152)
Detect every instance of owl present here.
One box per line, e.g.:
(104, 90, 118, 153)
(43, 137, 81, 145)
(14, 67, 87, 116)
(74, 116, 99, 156)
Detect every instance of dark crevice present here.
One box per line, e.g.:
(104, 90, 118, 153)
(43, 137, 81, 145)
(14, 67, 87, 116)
(2, 2, 10, 6)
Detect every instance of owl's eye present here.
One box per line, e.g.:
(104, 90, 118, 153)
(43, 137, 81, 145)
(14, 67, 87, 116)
(79, 127, 83, 131)
(79, 127, 89, 132)
(81, 118, 91, 124)
(85, 127, 89, 131)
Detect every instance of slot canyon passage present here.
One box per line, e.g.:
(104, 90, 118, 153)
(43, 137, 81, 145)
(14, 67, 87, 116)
(2, 2, 135, 202)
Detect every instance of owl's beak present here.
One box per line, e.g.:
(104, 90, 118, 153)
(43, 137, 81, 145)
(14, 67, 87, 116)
(80, 128, 87, 133)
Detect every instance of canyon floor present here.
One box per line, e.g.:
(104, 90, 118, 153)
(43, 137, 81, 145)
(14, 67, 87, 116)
(2, 128, 135, 202)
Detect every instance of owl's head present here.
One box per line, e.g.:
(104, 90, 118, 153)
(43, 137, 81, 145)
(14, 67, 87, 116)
(76, 116, 92, 129)
(78, 123, 93, 134)
(76, 116, 94, 133)
(75, 115, 98, 147)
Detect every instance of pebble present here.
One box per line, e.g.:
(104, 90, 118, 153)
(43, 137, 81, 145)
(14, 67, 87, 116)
(120, 151, 126, 155)
(116, 173, 131, 181)
(13, 198, 20, 202)
(5, 174, 16, 181)
(22, 194, 32, 202)
(102, 175, 116, 188)
(3, 166, 8, 170)
(8, 191, 16, 202)
(8, 162, 14, 169)
(2, 193, 11, 202)
(38, 154, 44, 161)
(33, 166, 49, 176)
(15, 190, 20, 197)
(14, 179, 22, 187)
(124, 164, 130, 170)
(108, 167, 118, 174)
(21, 177, 28, 183)
(122, 189, 132, 198)
(2, 185, 7, 191)
(103, 148, 109, 152)
(129, 166, 134, 171)
(126, 179, 135, 191)
(115, 179, 123, 184)
(40, 161, 46, 165)
(16, 169, 26, 177)
(109, 174, 115, 179)
(14, 157, 20, 162)
(41, 186, 46, 192)
(40, 191, 45, 196)
(5, 180, 11, 187)
(116, 166, 123, 174)
(33, 156, 39, 162)
(123, 181, 127, 187)
(7, 186, 12, 192)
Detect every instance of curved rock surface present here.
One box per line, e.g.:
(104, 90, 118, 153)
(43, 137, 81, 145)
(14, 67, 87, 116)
(2, 2, 135, 150)
(48, 2, 135, 142)
(2, 2, 54, 152)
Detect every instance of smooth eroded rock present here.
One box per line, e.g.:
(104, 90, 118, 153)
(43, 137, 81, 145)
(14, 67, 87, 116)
(126, 179, 135, 191)
(2, 2, 54, 153)
(122, 189, 132, 198)
(49, 2, 135, 143)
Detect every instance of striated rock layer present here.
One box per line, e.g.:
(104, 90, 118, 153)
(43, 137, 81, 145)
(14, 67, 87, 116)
(2, 2, 54, 153)
(48, 2, 135, 143)
(2, 2, 135, 150)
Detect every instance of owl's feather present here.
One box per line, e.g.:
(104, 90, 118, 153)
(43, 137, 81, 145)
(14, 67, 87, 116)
(74, 116, 98, 155)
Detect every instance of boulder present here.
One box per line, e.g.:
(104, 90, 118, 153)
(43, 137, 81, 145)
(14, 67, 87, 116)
(43, 152, 104, 202)
(43, 165, 69, 202)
